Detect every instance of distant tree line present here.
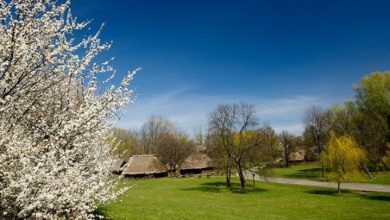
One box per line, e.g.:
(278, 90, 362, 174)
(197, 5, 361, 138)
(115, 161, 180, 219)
(112, 72, 390, 188)
(303, 72, 390, 172)
(112, 109, 302, 188)
(110, 115, 196, 175)
(111, 109, 290, 188)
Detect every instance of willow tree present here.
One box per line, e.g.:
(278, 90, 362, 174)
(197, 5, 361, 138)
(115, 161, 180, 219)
(321, 134, 366, 193)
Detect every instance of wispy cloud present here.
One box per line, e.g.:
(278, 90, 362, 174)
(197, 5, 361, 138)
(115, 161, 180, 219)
(115, 89, 331, 135)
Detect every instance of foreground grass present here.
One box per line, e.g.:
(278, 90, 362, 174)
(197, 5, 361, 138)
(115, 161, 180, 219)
(271, 162, 390, 185)
(99, 177, 390, 219)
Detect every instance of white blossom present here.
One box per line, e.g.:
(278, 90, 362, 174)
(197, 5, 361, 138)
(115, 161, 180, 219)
(0, 0, 137, 219)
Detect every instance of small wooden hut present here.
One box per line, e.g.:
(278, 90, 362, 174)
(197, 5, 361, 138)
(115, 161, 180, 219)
(111, 158, 127, 174)
(180, 152, 214, 175)
(289, 149, 306, 163)
(122, 155, 168, 178)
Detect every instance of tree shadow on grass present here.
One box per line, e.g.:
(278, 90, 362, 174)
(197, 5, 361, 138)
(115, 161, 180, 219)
(92, 208, 109, 220)
(307, 189, 390, 202)
(305, 189, 351, 196)
(181, 181, 268, 194)
(284, 168, 322, 179)
(361, 193, 390, 202)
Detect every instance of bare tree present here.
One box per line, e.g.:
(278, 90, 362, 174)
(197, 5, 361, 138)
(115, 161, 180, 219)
(279, 130, 299, 167)
(208, 103, 261, 188)
(280, 130, 290, 167)
(140, 115, 174, 154)
(303, 105, 328, 176)
(193, 126, 205, 146)
(111, 128, 142, 159)
(207, 132, 234, 186)
(157, 131, 194, 176)
(137, 116, 194, 175)
(259, 126, 280, 162)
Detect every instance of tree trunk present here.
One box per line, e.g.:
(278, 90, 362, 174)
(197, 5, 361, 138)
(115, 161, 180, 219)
(382, 160, 389, 171)
(337, 180, 341, 194)
(321, 161, 325, 177)
(225, 167, 231, 187)
(237, 163, 246, 188)
(363, 164, 373, 179)
(285, 151, 289, 168)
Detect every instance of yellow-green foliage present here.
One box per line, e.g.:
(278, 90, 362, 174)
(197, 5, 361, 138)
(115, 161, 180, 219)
(321, 134, 366, 182)
(355, 72, 390, 163)
(232, 131, 258, 146)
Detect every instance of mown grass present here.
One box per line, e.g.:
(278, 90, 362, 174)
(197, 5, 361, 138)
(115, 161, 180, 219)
(98, 176, 390, 219)
(271, 162, 390, 185)
(270, 162, 324, 181)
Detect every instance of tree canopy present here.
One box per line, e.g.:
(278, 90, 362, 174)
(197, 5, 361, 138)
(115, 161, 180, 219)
(321, 134, 366, 193)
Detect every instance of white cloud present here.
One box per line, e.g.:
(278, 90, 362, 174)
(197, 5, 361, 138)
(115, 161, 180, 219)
(115, 89, 331, 136)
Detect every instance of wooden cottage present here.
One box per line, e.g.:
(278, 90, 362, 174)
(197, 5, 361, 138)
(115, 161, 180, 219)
(180, 152, 214, 175)
(111, 158, 127, 174)
(289, 149, 306, 163)
(122, 155, 168, 178)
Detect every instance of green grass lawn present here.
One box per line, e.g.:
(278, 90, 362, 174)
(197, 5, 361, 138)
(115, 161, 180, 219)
(98, 176, 390, 219)
(271, 162, 390, 185)
(270, 162, 324, 181)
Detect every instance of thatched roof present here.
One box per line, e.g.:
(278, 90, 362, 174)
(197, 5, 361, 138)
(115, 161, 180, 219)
(112, 158, 126, 173)
(195, 145, 206, 152)
(289, 149, 306, 162)
(122, 155, 167, 175)
(180, 152, 214, 170)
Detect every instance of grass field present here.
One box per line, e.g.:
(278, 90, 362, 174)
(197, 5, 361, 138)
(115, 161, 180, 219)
(270, 162, 390, 185)
(99, 177, 390, 219)
(270, 162, 324, 181)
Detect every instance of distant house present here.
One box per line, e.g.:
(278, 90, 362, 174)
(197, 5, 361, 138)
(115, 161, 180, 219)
(180, 152, 214, 175)
(289, 149, 306, 163)
(122, 155, 168, 178)
(111, 158, 127, 174)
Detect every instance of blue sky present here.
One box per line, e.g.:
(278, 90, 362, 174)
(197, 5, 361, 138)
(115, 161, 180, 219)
(72, 0, 390, 135)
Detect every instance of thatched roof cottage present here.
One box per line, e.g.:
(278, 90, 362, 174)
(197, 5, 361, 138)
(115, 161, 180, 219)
(180, 152, 214, 174)
(111, 158, 127, 174)
(122, 155, 168, 178)
(289, 149, 306, 163)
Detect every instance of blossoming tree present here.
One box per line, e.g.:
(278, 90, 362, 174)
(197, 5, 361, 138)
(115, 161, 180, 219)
(0, 0, 137, 218)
